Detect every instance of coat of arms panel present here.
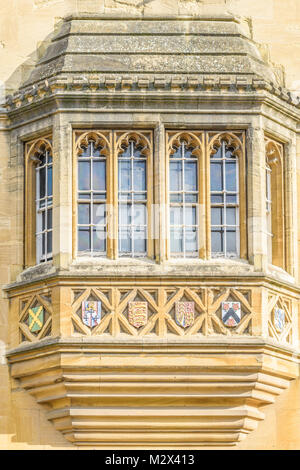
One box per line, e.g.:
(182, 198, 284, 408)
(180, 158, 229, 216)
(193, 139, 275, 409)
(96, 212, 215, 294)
(82, 300, 102, 328)
(222, 302, 241, 327)
(28, 305, 44, 333)
(273, 307, 285, 333)
(175, 301, 195, 328)
(128, 301, 148, 328)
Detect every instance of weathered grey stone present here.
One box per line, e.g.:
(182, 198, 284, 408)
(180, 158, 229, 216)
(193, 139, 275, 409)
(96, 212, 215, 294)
(21, 15, 279, 88)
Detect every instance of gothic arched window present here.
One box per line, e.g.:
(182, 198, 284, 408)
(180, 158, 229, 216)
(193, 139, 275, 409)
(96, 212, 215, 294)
(77, 136, 108, 255)
(210, 140, 240, 257)
(169, 137, 200, 257)
(118, 139, 148, 256)
(25, 137, 53, 266)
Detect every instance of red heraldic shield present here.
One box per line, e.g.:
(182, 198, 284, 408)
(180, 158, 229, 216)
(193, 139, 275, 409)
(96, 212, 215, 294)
(175, 301, 195, 328)
(128, 301, 148, 328)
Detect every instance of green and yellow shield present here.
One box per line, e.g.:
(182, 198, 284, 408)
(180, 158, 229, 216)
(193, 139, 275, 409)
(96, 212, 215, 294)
(28, 306, 44, 333)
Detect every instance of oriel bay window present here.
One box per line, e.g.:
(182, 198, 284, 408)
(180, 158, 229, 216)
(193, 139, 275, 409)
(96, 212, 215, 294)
(74, 130, 153, 259)
(25, 137, 53, 266)
(25, 130, 289, 268)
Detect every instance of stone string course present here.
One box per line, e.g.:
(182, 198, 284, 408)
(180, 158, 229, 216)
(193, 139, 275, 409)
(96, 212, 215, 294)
(5, 75, 300, 111)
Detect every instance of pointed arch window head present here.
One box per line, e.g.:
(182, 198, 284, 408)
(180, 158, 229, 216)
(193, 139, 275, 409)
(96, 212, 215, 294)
(77, 135, 108, 255)
(169, 139, 199, 257)
(118, 138, 148, 256)
(209, 134, 243, 258)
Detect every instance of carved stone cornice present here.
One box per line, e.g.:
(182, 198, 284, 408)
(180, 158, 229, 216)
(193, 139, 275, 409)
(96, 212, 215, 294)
(7, 338, 299, 448)
(4, 75, 300, 114)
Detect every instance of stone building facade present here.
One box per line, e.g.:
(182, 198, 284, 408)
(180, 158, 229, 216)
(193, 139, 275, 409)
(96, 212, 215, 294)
(0, 0, 300, 450)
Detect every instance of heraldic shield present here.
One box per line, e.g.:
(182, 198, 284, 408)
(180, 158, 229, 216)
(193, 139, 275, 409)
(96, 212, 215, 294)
(222, 301, 241, 327)
(274, 307, 285, 333)
(82, 300, 101, 328)
(128, 301, 148, 328)
(175, 301, 195, 328)
(28, 305, 44, 333)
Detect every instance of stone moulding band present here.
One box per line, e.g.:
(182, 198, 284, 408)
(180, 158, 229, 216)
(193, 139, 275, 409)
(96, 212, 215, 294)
(4, 75, 300, 112)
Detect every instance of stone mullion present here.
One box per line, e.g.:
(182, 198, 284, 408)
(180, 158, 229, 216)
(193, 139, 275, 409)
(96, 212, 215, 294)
(155, 122, 166, 262)
(255, 287, 266, 338)
(9, 296, 20, 349)
(157, 287, 167, 336)
(285, 137, 298, 278)
(52, 114, 73, 269)
(247, 123, 268, 271)
(51, 285, 72, 337)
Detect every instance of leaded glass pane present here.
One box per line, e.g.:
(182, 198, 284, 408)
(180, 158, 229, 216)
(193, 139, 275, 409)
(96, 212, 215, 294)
(78, 204, 90, 225)
(170, 206, 183, 225)
(133, 204, 147, 226)
(133, 161, 146, 191)
(170, 162, 182, 191)
(185, 206, 196, 226)
(210, 162, 222, 191)
(185, 228, 197, 252)
(93, 161, 106, 191)
(133, 229, 147, 253)
(119, 204, 131, 225)
(170, 228, 183, 253)
(184, 162, 197, 191)
(119, 161, 131, 191)
(78, 161, 90, 191)
(78, 228, 90, 252)
(170, 193, 183, 203)
(211, 207, 222, 226)
(93, 228, 106, 252)
(225, 162, 237, 191)
(226, 230, 236, 252)
(211, 230, 223, 252)
(93, 203, 105, 225)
